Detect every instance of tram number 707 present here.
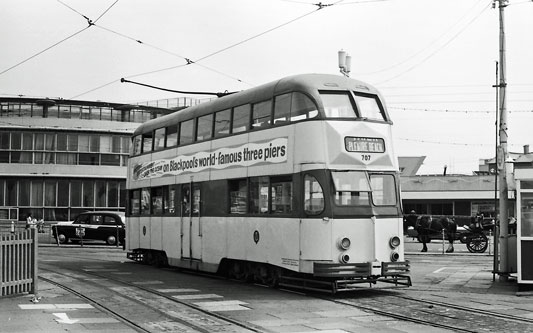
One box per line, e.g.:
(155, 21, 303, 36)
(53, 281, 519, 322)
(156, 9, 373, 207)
(361, 154, 371, 161)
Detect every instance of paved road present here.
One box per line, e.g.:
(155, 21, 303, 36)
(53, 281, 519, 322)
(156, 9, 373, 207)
(2, 239, 531, 333)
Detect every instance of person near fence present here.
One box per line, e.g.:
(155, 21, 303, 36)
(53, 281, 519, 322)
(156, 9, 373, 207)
(417, 215, 432, 252)
(25, 213, 34, 229)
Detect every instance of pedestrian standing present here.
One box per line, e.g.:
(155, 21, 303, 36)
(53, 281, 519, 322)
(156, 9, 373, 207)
(404, 210, 418, 234)
(417, 215, 431, 252)
(26, 213, 33, 229)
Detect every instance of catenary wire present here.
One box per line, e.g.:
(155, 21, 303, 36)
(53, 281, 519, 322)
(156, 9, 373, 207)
(358, 0, 489, 76)
(375, 1, 492, 85)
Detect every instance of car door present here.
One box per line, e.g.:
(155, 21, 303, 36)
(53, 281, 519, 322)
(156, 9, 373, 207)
(86, 214, 103, 240)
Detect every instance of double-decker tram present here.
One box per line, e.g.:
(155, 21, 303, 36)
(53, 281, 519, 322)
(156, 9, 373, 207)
(126, 74, 410, 292)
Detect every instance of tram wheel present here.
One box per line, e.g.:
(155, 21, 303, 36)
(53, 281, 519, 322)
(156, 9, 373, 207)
(229, 261, 250, 281)
(256, 265, 280, 287)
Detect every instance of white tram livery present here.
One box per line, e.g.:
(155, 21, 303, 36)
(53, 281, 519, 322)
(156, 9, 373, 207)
(126, 74, 410, 292)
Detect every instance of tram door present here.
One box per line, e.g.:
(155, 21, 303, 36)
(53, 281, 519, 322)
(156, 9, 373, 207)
(181, 183, 202, 261)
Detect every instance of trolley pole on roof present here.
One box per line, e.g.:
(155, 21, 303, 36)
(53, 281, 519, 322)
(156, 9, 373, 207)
(495, 0, 509, 279)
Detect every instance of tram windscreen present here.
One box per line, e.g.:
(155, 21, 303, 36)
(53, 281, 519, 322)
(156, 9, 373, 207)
(370, 174, 397, 206)
(352, 94, 385, 121)
(321, 93, 357, 118)
(331, 171, 371, 206)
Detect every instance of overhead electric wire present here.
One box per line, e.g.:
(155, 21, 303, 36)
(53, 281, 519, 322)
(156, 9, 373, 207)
(0, 0, 120, 78)
(0, 27, 89, 77)
(375, 1, 492, 85)
(71, 0, 343, 99)
(359, 0, 489, 76)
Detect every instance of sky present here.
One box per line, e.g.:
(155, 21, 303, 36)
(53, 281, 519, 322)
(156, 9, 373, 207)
(1, 0, 532, 175)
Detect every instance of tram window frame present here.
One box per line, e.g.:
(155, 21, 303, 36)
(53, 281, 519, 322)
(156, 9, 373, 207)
(179, 119, 195, 145)
(290, 92, 319, 122)
(304, 174, 325, 215)
(165, 125, 178, 148)
(249, 176, 270, 214)
(151, 186, 163, 215)
(331, 171, 371, 207)
(153, 128, 165, 151)
(320, 91, 358, 118)
(351, 92, 387, 121)
(251, 100, 272, 130)
(270, 176, 293, 214)
(163, 185, 176, 215)
(142, 132, 153, 153)
(232, 104, 251, 134)
(196, 113, 213, 142)
(273, 93, 291, 125)
(229, 179, 248, 214)
(214, 109, 232, 137)
(129, 189, 140, 215)
(140, 188, 151, 215)
(369, 174, 397, 206)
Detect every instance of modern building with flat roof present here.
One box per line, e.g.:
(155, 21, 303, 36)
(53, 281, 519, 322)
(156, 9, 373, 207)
(0, 97, 184, 223)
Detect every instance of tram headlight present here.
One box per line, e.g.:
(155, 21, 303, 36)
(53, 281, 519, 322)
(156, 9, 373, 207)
(389, 236, 401, 249)
(337, 237, 351, 250)
(390, 252, 400, 262)
(339, 253, 350, 263)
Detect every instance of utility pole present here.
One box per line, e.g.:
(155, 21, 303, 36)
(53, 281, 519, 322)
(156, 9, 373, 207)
(495, 0, 509, 279)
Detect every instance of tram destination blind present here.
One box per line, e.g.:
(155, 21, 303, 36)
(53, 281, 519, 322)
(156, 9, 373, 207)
(344, 137, 385, 153)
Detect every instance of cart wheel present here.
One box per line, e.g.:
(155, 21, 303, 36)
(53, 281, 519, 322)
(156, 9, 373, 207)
(466, 234, 488, 253)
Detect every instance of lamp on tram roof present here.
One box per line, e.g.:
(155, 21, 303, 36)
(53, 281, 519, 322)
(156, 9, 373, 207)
(338, 50, 351, 77)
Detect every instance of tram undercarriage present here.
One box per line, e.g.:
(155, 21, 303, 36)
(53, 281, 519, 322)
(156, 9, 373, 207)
(127, 249, 411, 293)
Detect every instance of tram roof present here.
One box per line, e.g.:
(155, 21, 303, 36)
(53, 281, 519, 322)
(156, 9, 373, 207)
(133, 73, 382, 136)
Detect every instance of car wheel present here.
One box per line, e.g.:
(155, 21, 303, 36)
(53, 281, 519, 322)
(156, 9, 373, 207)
(106, 235, 117, 245)
(57, 233, 68, 244)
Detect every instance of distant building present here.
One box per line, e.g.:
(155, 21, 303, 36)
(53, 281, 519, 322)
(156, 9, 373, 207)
(398, 146, 532, 223)
(0, 97, 188, 223)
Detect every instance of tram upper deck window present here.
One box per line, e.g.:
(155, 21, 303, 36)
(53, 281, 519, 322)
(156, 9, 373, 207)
(331, 171, 371, 206)
(214, 109, 231, 137)
(132, 135, 141, 156)
(353, 94, 385, 121)
(321, 92, 357, 118)
(196, 114, 213, 141)
(153, 128, 165, 151)
(179, 119, 194, 145)
(252, 100, 272, 130)
(166, 125, 178, 148)
(232, 104, 250, 134)
(370, 174, 397, 206)
(142, 132, 152, 153)
(274, 92, 318, 124)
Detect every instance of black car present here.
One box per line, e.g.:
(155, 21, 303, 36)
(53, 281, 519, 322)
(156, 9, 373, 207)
(52, 211, 125, 245)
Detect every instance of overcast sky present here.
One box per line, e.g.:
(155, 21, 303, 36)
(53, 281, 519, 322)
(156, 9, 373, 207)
(1, 0, 532, 174)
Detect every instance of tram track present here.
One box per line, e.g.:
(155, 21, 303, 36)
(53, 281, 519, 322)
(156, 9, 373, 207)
(318, 290, 533, 333)
(39, 265, 265, 333)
